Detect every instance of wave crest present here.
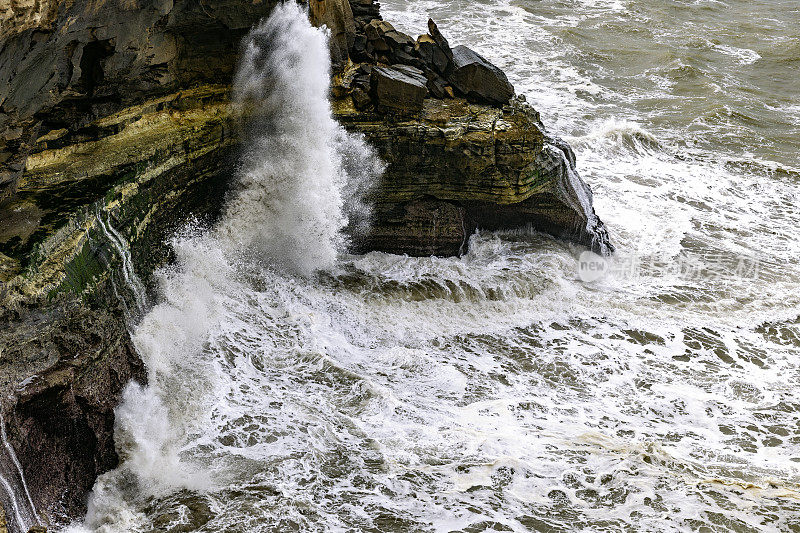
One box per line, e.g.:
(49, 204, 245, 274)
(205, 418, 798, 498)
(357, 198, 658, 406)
(572, 119, 662, 155)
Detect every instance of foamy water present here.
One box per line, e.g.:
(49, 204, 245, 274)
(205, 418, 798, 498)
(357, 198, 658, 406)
(64, 1, 800, 532)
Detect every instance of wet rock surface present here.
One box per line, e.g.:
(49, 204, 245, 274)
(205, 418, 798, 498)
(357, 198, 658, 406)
(370, 65, 428, 111)
(450, 45, 515, 105)
(361, 198, 469, 256)
(1, 289, 146, 522)
(0, 82, 237, 527)
(329, 1, 608, 254)
(332, 96, 612, 255)
(0, 0, 279, 205)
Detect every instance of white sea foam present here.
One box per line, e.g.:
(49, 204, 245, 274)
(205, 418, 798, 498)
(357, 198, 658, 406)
(714, 44, 762, 64)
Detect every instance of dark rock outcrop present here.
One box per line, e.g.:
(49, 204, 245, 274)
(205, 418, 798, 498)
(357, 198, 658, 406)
(414, 22, 457, 99)
(424, 19, 455, 76)
(360, 198, 469, 256)
(309, 0, 356, 69)
(344, 14, 513, 109)
(327, 3, 606, 253)
(416, 34, 453, 77)
(1, 291, 146, 523)
(370, 65, 428, 112)
(332, 96, 611, 255)
(0, 1, 271, 527)
(349, 0, 382, 28)
(449, 45, 515, 105)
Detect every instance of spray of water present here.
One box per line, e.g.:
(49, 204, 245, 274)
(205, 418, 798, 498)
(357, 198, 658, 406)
(67, 4, 381, 531)
(217, 3, 383, 276)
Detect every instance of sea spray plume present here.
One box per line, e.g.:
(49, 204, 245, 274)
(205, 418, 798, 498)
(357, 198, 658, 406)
(218, 2, 382, 276)
(71, 7, 382, 530)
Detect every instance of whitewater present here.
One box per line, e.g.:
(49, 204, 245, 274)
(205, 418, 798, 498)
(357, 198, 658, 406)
(67, 1, 799, 532)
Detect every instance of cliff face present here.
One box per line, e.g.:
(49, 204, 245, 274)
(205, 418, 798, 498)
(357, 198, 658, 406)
(0, 0, 279, 268)
(0, 84, 237, 526)
(0, 2, 275, 528)
(334, 96, 611, 256)
(0, 0, 612, 279)
(0, 0, 613, 528)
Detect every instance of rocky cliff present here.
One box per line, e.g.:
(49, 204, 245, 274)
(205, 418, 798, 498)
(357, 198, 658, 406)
(0, 1, 278, 529)
(0, 0, 612, 529)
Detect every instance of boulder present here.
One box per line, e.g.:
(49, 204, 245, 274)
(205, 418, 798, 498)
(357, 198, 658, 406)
(351, 87, 372, 109)
(352, 33, 368, 60)
(371, 37, 390, 52)
(416, 34, 452, 76)
(349, 0, 381, 25)
(383, 30, 415, 49)
(393, 49, 421, 67)
(370, 65, 428, 112)
(427, 19, 454, 64)
(448, 45, 515, 105)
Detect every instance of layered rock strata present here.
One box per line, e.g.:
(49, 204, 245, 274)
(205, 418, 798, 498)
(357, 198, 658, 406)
(333, 96, 611, 255)
(0, 85, 237, 528)
(1, 2, 256, 519)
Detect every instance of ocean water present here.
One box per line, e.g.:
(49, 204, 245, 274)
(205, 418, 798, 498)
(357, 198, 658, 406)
(65, 1, 800, 532)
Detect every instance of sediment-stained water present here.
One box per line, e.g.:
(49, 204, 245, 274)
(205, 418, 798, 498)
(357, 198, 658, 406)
(66, 1, 799, 532)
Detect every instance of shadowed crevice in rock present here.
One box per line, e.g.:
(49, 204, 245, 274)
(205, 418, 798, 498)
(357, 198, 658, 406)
(76, 40, 115, 97)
